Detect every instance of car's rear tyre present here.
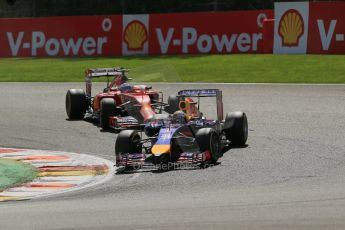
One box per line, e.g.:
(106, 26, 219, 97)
(196, 128, 221, 163)
(100, 98, 118, 130)
(225, 112, 248, 146)
(65, 89, 87, 119)
(165, 95, 180, 114)
(115, 130, 142, 155)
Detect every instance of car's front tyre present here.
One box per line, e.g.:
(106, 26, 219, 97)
(115, 130, 142, 154)
(100, 98, 118, 130)
(115, 130, 142, 168)
(196, 128, 221, 163)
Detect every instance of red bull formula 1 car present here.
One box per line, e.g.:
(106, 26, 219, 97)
(115, 89, 248, 171)
(65, 67, 164, 130)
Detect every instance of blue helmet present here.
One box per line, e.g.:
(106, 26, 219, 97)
(119, 83, 133, 92)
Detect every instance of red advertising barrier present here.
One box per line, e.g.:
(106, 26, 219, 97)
(0, 4, 343, 57)
(148, 11, 273, 55)
(308, 2, 345, 54)
(0, 15, 122, 57)
(262, 19, 275, 53)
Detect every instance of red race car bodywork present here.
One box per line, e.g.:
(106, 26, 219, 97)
(66, 67, 163, 130)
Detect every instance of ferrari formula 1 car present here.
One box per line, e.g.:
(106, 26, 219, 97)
(65, 67, 164, 130)
(115, 89, 248, 170)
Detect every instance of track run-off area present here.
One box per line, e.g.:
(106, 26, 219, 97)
(0, 148, 114, 201)
(0, 83, 345, 230)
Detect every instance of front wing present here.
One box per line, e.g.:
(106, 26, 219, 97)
(109, 116, 143, 131)
(116, 151, 212, 168)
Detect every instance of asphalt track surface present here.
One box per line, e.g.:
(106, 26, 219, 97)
(0, 83, 345, 230)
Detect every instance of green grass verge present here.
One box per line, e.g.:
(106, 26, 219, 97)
(0, 158, 38, 191)
(0, 54, 344, 83)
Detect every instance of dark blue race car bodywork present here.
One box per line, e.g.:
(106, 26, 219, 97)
(115, 89, 248, 171)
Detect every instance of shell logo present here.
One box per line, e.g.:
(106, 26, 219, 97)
(278, 9, 304, 47)
(123, 20, 148, 51)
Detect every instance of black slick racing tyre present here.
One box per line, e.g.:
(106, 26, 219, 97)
(196, 128, 221, 163)
(115, 130, 142, 169)
(115, 130, 142, 155)
(65, 89, 87, 119)
(225, 112, 248, 146)
(165, 95, 180, 114)
(100, 98, 118, 130)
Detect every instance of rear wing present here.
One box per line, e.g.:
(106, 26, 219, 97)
(177, 89, 223, 121)
(85, 67, 129, 97)
(178, 89, 219, 97)
(85, 67, 128, 78)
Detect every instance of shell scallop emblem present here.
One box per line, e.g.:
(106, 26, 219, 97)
(278, 9, 304, 47)
(124, 20, 148, 51)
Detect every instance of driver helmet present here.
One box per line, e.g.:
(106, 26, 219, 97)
(172, 111, 187, 124)
(119, 83, 133, 92)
